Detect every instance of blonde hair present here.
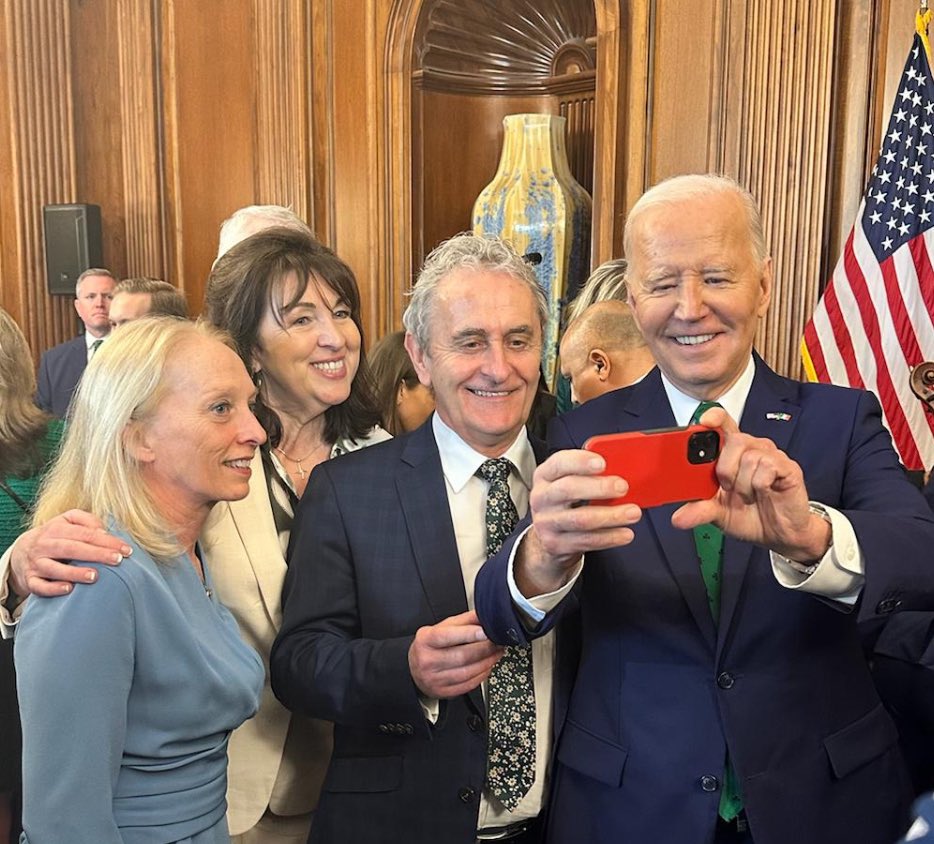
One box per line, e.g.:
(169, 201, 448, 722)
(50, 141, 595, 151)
(564, 258, 628, 325)
(0, 309, 50, 477)
(32, 319, 234, 560)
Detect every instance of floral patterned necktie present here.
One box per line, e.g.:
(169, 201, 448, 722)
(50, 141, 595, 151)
(476, 457, 535, 811)
(690, 401, 743, 823)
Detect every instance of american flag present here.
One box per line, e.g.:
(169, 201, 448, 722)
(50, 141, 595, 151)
(802, 33, 934, 471)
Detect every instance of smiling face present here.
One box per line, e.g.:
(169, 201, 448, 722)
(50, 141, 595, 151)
(74, 274, 115, 337)
(135, 337, 266, 523)
(251, 274, 362, 422)
(626, 191, 772, 401)
(405, 269, 542, 457)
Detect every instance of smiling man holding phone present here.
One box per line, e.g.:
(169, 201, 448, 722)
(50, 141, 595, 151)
(475, 174, 934, 844)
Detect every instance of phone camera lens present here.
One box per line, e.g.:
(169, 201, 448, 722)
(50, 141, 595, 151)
(688, 430, 720, 465)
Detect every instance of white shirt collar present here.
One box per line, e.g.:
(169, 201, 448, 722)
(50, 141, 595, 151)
(84, 332, 105, 351)
(431, 413, 535, 495)
(660, 355, 757, 426)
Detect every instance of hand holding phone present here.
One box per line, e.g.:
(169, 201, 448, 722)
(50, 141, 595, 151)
(584, 425, 722, 509)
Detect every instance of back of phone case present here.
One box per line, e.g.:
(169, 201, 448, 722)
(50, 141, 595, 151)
(584, 426, 720, 508)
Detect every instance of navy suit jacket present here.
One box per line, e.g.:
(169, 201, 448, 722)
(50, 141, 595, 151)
(36, 335, 87, 417)
(475, 357, 934, 844)
(271, 422, 547, 844)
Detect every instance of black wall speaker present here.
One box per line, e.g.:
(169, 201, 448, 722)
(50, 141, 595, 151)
(42, 204, 103, 295)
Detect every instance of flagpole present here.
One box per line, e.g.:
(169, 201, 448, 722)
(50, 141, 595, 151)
(920, 1, 933, 64)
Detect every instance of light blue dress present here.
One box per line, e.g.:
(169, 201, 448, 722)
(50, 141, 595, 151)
(15, 526, 264, 843)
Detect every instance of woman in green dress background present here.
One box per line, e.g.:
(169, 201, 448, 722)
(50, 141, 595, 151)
(0, 308, 63, 843)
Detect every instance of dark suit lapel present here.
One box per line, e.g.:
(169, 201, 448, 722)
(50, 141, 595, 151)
(716, 358, 801, 652)
(396, 425, 484, 713)
(397, 424, 469, 622)
(620, 374, 718, 649)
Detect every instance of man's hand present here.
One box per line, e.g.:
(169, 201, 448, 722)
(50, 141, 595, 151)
(9, 511, 132, 599)
(408, 610, 503, 699)
(515, 449, 643, 597)
(672, 407, 832, 562)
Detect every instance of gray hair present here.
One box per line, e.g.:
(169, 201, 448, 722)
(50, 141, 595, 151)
(402, 232, 548, 350)
(216, 204, 312, 259)
(75, 267, 115, 297)
(623, 174, 767, 265)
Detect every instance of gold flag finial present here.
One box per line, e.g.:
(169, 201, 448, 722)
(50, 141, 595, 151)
(919, 5, 933, 63)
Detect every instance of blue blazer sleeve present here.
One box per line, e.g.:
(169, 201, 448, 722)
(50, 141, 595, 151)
(16, 567, 134, 844)
(270, 464, 428, 732)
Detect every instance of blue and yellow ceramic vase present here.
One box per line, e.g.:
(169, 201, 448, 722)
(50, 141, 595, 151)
(472, 113, 592, 389)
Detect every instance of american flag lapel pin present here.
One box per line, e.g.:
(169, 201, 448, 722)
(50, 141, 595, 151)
(765, 412, 792, 421)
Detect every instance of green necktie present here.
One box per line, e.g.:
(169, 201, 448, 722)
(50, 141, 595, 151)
(477, 457, 536, 811)
(690, 401, 743, 823)
(90, 338, 103, 356)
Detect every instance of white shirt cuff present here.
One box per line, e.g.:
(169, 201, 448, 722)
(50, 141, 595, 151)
(506, 525, 583, 625)
(771, 503, 863, 605)
(0, 545, 21, 639)
(418, 694, 439, 724)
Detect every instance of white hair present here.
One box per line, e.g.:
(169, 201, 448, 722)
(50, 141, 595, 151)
(216, 205, 312, 259)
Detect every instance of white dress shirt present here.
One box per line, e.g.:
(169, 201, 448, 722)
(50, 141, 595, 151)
(509, 356, 865, 621)
(430, 413, 554, 830)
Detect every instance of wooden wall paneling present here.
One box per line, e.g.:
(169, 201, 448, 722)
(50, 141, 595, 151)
(385, 0, 425, 332)
(326, 0, 394, 344)
(593, 0, 652, 262)
(70, 0, 128, 282)
(645, 1, 723, 182)
(820, 1, 878, 282)
(726, 0, 836, 379)
(116, 0, 164, 279)
(254, 0, 314, 225)
(159, 0, 257, 314)
(557, 81, 596, 195)
(1, 0, 80, 360)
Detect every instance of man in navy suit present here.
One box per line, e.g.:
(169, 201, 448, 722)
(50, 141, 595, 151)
(475, 174, 934, 844)
(270, 234, 555, 843)
(36, 268, 114, 416)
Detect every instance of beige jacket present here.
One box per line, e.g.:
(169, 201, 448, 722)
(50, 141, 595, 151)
(201, 428, 390, 835)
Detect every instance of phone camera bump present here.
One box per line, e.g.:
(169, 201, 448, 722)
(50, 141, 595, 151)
(688, 430, 720, 465)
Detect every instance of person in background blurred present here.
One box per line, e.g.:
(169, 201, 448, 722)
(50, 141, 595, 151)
(563, 257, 628, 326)
(0, 309, 65, 844)
(559, 300, 654, 404)
(16, 318, 265, 842)
(109, 278, 188, 329)
(369, 330, 435, 435)
(36, 268, 115, 417)
(556, 258, 629, 412)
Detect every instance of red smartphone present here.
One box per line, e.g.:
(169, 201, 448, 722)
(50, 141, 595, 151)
(583, 425, 722, 508)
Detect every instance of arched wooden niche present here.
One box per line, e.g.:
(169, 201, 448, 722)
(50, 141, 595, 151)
(410, 0, 597, 267)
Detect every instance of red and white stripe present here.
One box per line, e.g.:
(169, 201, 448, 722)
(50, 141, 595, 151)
(802, 200, 934, 470)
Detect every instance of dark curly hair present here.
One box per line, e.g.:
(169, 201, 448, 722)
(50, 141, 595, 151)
(202, 227, 380, 448)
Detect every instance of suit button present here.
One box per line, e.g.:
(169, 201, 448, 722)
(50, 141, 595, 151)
(876, 597, 902, 614)
(467, 714, 483, 732)
(700, 775, 720, 792)
(458, 786, 476, 803)
(506, 627, 520, 643)
(717, 672, 735, 690)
